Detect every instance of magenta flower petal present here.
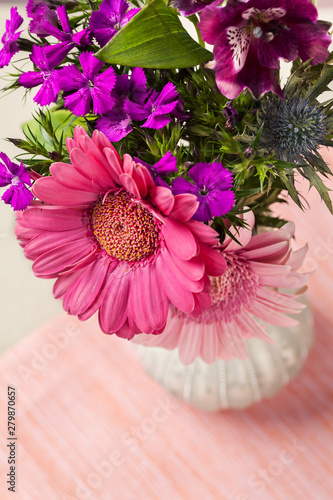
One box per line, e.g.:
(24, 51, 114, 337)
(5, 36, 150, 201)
(97, 111, 133, 142)
(134, 151, 178, 187)
(172, 0, 216, 16)
(214, 40, 285, 99)
(295, 20, 332, 65)
(57, 5, 71, 33)
(64, 88, 93, 117)
(257, 25, 298, 68)
(114, 68, 148, 105)
(59, 64, 85, 91)
(132, 82, 179, 129)
(29, 4, 59, 38)
(20, 71, 45, 89)
(33, 72, 61, 106)
(2, 183, 34, 211)
(90, 0, 140, 47)
(19, 45, 61, 106)
(80, 51, 104, 80)
(72, 28, 93, 47)
(27, 0, 53, 17)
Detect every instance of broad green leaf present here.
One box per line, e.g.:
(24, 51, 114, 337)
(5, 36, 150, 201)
(96, 0, 213, 68)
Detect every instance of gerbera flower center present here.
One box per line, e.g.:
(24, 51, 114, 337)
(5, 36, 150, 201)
(172, 253, 259, 323)
(209, 254, 259, 319)
(91, 191, 159, 262)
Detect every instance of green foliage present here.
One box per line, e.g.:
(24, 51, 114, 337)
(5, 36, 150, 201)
(8, 109, 87, 174)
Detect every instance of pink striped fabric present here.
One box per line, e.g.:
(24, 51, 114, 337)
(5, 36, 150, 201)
(0, 151, 333, 499)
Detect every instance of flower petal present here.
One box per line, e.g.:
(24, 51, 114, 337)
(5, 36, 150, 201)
(33, 177, 97, 205)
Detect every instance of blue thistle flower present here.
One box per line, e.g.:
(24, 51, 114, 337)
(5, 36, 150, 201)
(261, 95, 331, 165)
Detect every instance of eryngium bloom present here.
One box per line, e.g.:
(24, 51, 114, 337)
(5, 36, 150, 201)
(198, 0, 331, 99)
(15, 127, 226, 340)
(261, 95, 331, 164)
(133, 212, 309, 363)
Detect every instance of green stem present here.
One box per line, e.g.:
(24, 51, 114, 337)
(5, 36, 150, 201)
(187, 14, 205, 48)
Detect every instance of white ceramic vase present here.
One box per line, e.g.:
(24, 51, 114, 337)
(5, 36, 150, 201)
(134, 301, 314, 411)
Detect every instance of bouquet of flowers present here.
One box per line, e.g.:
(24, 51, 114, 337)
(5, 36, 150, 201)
(0, 0, 332, 365)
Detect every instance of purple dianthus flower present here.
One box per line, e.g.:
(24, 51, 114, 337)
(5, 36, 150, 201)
(29, 4, 59, 37)
(125, 82, 179, 129)
(172, 162, 235, 222)
(20, 45, 61, 106)
(29, 5, 91, 65)
(96, 68, 149, 141)
(113, 67, 148, 106)
(58, 51, 116, 116)
(27, 0, 53, 18)
(198, 0, 332, 99)
(0, 153, 33, 211)
(90, 0, 140, 47)
(0, 7, 23, 69)
(97, 109, 133, 142)
(135, 152, 178, 187)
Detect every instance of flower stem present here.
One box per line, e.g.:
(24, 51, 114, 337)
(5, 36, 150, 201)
(187, 14, 205, 48)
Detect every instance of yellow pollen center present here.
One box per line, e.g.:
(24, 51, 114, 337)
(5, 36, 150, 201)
(91, 191, 159, 262)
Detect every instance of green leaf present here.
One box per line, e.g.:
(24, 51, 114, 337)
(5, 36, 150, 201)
(96, 0, 213, 68)
(235, 187, 262, 199)
(279, 169, 304, 209)
(304, 65, 333, 102)
(301, 165, 333, 213)
(251, 122, 264, 150)
(273, 159, 305, 169)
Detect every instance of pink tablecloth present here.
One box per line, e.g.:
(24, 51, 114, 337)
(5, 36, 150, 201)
(1, 150, 333, 500)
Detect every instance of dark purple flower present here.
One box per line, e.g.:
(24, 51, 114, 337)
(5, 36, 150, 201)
(172, 0, 215, 16)
(172, 162, 235, 222)
(134, 152, 178, 187)
(58, 51, 116, 116)
(29, 5, 91, 66)
(198, 0, 332, 99)
(19, 45, 61, 106)
(0, 7, 23, 69)
(125, 82, 179, 129)
(27, 0, 53, 18)
(97, 109, 133, 142)
(90, 0, 140, 47)
(222, 101, 239, 129)
(0, 153, 33, 211)
(170, 99, 190, 121)
(113, 67, 148, 106)
(29, 4, 59, 37)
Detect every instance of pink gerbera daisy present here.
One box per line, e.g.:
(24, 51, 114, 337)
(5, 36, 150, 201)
(15, 126, 226, 339)
(133, 211, 310, 362)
